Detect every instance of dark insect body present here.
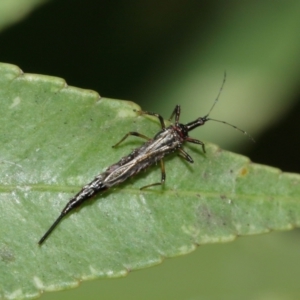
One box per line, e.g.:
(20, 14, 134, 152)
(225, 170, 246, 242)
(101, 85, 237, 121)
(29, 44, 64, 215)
(38, 74, 253, 245)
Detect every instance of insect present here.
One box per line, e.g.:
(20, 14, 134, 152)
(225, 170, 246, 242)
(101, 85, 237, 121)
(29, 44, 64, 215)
(38, 74, 253, 245)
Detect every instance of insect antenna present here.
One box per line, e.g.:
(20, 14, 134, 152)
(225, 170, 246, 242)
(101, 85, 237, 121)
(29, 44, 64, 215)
(204, 71, 227, 119)
(203, 72, 255, 143)
(205, 117, 255, 142)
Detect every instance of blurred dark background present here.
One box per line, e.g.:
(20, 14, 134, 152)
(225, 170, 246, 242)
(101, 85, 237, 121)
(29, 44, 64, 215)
(1, 0, 300, 171)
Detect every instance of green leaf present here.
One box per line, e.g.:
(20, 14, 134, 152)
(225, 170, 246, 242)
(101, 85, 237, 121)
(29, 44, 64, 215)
(0, 62, 299, 299)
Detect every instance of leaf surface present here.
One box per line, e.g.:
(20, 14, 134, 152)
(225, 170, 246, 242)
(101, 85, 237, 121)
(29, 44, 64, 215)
(0, 63, 299, 299)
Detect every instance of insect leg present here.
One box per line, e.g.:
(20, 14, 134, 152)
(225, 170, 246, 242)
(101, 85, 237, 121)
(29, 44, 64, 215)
(185, 137, 206, 153)
(112, 132, 150, 148)
(134, 109, 166, 129)
(140, 159, 165, 190)
(168, 105, 181, 123)
(178, 148, 194, 163)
